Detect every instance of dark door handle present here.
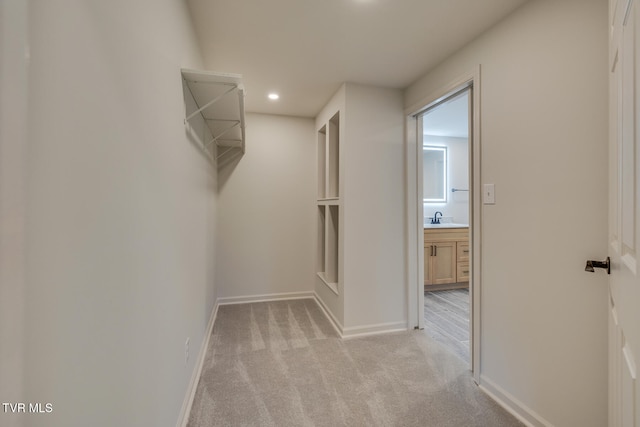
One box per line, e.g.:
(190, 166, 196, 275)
(585, 257, 610, 274)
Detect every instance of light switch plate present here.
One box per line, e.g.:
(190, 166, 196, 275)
(483, 184, 495, 204)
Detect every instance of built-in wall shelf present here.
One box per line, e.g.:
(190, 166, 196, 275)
(317, 197, 340, 205)
(181, 68, 245, 162)
(316, 111, 341, 296)
(317, 272, 339, 295)
(317, 113, 340, 200)
(316, 203, 339, 296)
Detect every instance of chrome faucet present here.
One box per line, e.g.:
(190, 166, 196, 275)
(431, 211, 443, 224)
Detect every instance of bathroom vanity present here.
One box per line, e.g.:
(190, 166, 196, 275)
(424, 226, 469, 290)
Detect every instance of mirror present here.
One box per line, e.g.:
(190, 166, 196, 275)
(423, 146, 447, 202)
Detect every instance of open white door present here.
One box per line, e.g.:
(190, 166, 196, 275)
(609, 0, 640, 425)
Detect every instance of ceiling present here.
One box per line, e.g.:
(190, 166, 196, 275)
(187, 0, 529, 118)
(423, 90, 469, 139)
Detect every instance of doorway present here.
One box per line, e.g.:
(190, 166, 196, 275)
(405, 69, 480, 379)
(421, 89, 471, 363)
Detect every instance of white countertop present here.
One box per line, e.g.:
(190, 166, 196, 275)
(424, 223, 469, 229)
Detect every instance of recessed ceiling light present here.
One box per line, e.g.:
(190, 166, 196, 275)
(268, 93, 279, 100)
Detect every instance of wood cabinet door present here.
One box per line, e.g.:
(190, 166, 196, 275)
(430, 241, 457, 285)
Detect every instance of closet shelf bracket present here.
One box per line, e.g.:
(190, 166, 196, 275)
(204, 120, 241, 147)
(181, 68, 246, 164)
(184, 85, 238, 124)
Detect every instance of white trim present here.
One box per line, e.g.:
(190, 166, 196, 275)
(316, 272, 339, 295)
(312, 292, 344, 337)
(176, 301, 219, 427)
(404, 66, 482, 383)
(405, 112, 422, 329)
(479, 376, 554, 427)
(341, 321, 408, 339)
(470, 65, 482, 383)
(405, 69, 479, 117)
(310, 293, 408, 340)
(216, 291, 315, 306)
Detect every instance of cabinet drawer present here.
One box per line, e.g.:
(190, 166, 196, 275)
(457, 242, 470, 262)
(457, 261, 470, 282)
(424, 227, 468, 242)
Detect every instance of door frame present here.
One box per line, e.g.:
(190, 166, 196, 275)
(405, 66, 481, 380)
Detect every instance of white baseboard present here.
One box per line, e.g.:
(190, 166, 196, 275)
(312, 292, 344, 337)
(311, 292, 408, 339)
(216, 291, 315, 306)
(176, 301, 219, 427)
(479, 375, 553, 427)
(342, 321, 408, 339)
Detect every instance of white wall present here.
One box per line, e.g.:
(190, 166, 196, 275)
(342, 83, 406, 332)
(23, 1, 215, 426)
(406, 0, 608, 425)
(216, 113, 316, 300)
(0, 1, 28, 426)
(423, 135, 469, 225)
(313, 83, 406, 335)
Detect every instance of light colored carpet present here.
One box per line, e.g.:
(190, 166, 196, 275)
(187, 299, 523, 427)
